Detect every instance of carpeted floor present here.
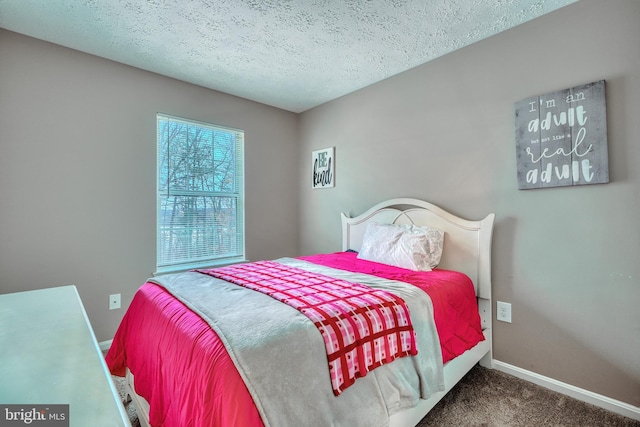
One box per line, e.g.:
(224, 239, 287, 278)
(417, 366, 639, 427)
(111, 374, 140, 427)
(111, 365, 639, 426)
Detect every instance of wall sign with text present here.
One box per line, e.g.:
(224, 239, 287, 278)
(514, 80, 609, 190)
(312, 147, 335, 189)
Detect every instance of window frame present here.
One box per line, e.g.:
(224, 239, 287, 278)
(155, 113, 245, 274)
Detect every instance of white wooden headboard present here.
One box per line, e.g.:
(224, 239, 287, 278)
(341, 198, 495, 301)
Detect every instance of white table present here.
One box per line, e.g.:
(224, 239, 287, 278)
(0, 285, 131, 426)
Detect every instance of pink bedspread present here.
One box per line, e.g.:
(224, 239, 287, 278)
(106, 252, 483, 427)
(299, 251, 484, 363)
(106, 282, 263, 427)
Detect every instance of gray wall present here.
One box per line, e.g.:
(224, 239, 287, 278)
(0, 29, 299, 342)
(298, 0, 639, 407)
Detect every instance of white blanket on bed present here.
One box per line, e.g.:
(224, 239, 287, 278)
(151, 258, 444, 427)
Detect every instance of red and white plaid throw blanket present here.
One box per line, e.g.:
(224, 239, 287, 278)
(197, 261, 418, 395)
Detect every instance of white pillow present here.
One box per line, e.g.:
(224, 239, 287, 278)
(357, 222, 444, 271)
(405, 223, 445, 269)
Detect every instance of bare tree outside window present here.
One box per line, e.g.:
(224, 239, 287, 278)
(157, 115, 244, 272)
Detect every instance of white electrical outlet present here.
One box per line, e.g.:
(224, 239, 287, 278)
(496, 301, 512, 323)
(109, 293, 121, 310)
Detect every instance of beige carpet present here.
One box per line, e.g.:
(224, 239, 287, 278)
(417, 366, 639, 427)
(111, 365, 639, 426)
(111, 374, 140, 427)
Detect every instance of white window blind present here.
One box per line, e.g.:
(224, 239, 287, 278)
(156, 114, 245, 273)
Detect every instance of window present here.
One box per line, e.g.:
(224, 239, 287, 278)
(156, 114, 244, 273)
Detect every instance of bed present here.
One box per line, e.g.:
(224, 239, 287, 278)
(106, 198, 495, 427)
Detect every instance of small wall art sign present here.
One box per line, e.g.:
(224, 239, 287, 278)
(312, 147, 334, 189)
(514, 80, 608, 189)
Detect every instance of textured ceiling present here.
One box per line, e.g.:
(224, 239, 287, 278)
(0, 0, 576, 112)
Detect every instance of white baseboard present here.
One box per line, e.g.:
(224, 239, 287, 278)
(492, 360, 640, 422)
(99, 339, 113, 352)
